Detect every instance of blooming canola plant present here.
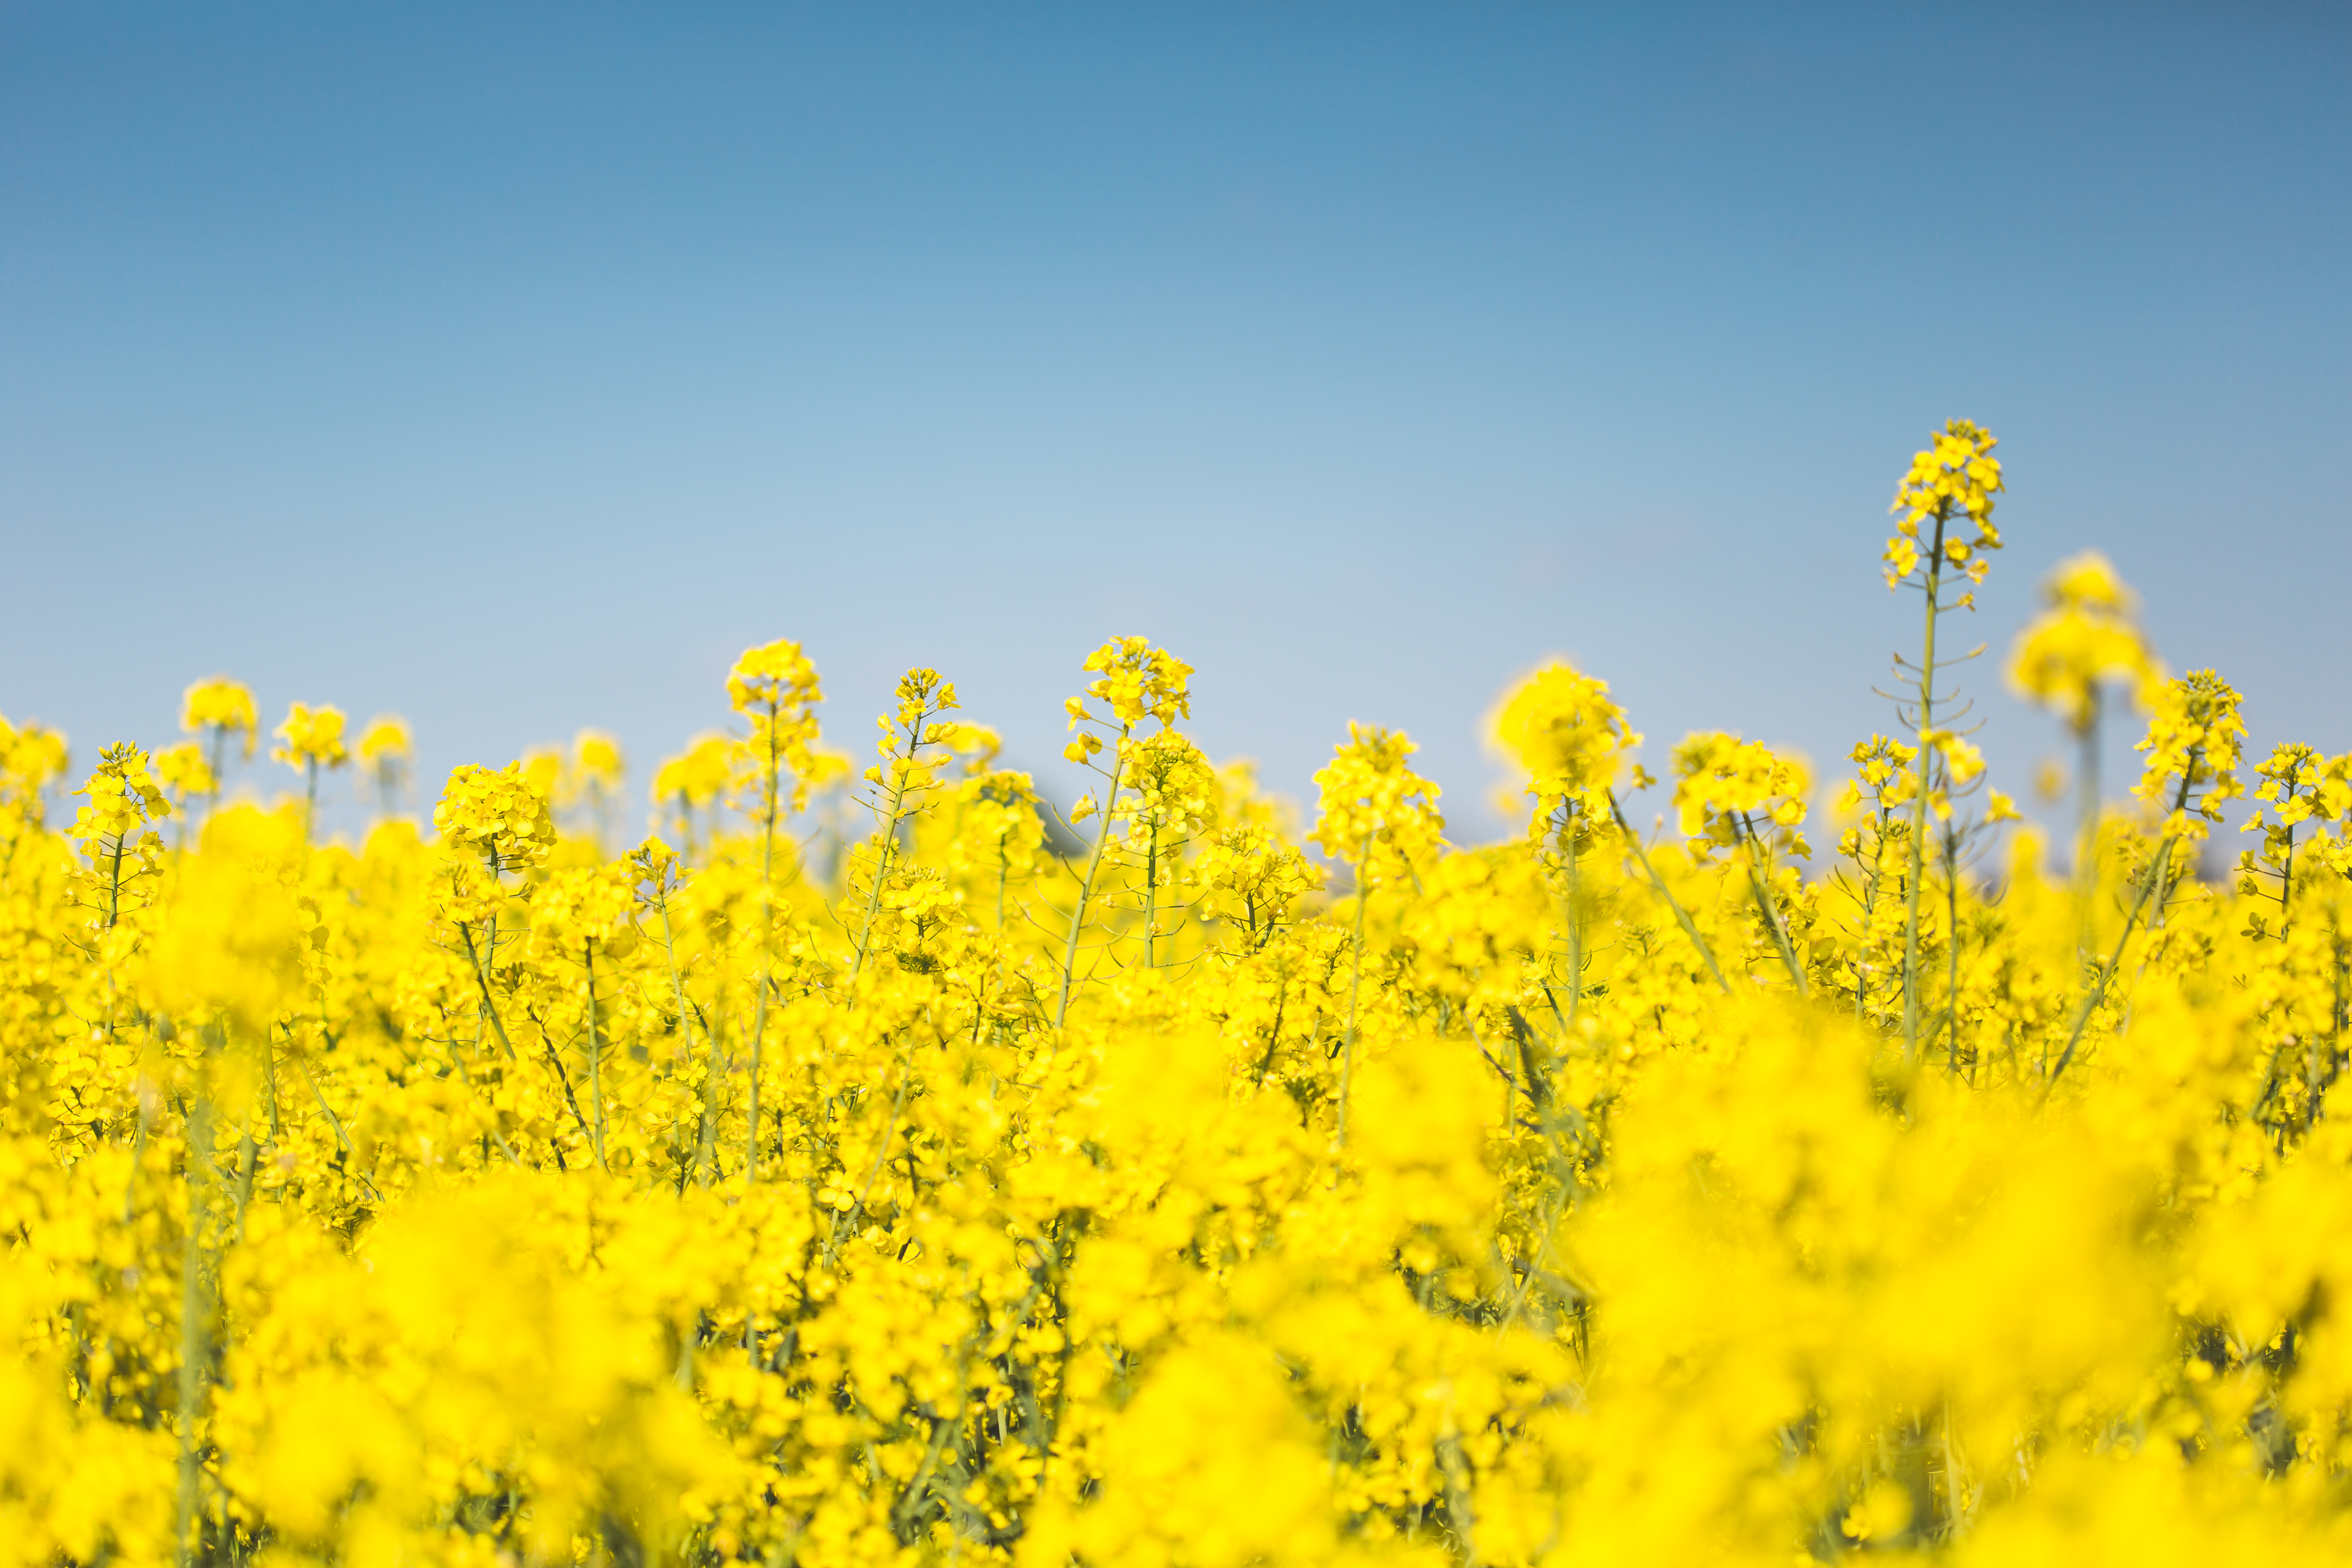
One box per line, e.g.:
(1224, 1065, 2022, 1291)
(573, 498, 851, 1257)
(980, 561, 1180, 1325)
(4, 423, 2352, 1564)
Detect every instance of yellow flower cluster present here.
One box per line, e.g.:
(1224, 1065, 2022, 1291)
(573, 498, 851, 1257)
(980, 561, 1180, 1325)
(181, 678, 259, 760)
(8, 431, 2352, 1567)
(270, 704, 348, 771)
(1311, 723, 1445, 883)
(1484, 663, 1639, 840)
(434, 760, 558, 871)
(2008, 549, 2164, 728)
(1883, 417, 2004, 590)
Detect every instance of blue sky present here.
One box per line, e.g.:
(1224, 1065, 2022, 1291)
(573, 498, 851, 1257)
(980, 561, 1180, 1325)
(4, 3, 2347, 844)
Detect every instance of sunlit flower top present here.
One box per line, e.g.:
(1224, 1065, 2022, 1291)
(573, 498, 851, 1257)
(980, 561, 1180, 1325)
(2008, 550, 2163, 728)
(1486, 661, 1641, 836)
(653, 731, 734, 808)
(434, 760, 556, 870)
(1884, 418, 2004, 589)
(273, 703, 349, 771)
(2133, 668, 2246, 839)
(358, 714, 413, 764)
(1672, 731, 1810, 859)
(181, 675, 259, 758)
(1311, 722, 1444, 881)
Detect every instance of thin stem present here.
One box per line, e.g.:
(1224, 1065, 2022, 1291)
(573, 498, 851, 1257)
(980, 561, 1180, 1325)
(1854, 810, 1885, 1021)
(2071, 701, 2101, 977)
(745, 703, 786, 1182)
(205, 726, 226, 831)
(700, 1012, 727, 1187)
(1055, 728, 1130, 1027)
(1609, 792, 1730, 994)
(1736, 811, 1806, 995)
(1904, 509, 1949, 1059)
(584, 941, 607, 1169)
(744, 979, 769, 1184)
(437, 1035, 523, 1168)
(1142, 822, 1160, 968)
(2042, 763, 2201, 1100)
(994, 841, 1008, 935)
(457, 921, 519, 1061)
(652, 883, 718, 1189)
(1944, 826, 1963, 1074)
(174, 1077, 216, 1568)
(1336, 830, 1372, 1149)
(851, 711, 929, 983)
(1563, 805, 1583, 1029)
(2076, 694, 2102, 884)
(820, 1068, 913, 1272)
(2282, 826, 2298, 935)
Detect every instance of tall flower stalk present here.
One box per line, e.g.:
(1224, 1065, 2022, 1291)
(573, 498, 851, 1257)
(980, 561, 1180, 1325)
(725, 641, 823, 1182)
(1311, 723, 1442, 1145)
(1882, 420, 2004, 1059)
(1054, 638, 1192, 1026)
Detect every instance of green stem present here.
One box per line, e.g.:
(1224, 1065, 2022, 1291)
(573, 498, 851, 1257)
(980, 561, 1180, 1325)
(1944, 825, 1963, 1074)
(1563, 805, 1583, 1029)
(745, 704, 786, 1182)
(995, 841, 1008, 935)
(700, 1011, 727, 1188)
(457, 921, 519, 1060)
(2072, 701, 2100, 979)
(2077, 694, 2101, 884)
(1609, 792, 1730, 994)
(653, 885, 718, 1189)
(232, 1125, 257, 1242)
(2282, 828, 2297, 934)
(1854, 811, 1883, 1021)
(1054, 728, 1130, 1027)
(174, 1083, 216, 1568)
(744, 979, 769, 1184)
(2042, 764, 2201, 1099)
(1142, 822, 1160, 968)
(1336, 831, 1373, 1149)
(1737, 812, 1806, 995)
(584, 941, 607, 1169)
(820, 1068, 913, 1271)
(1904, 509, 1949, 1060)
(205, 727, 226, 832)
(851, 713, 927, 983)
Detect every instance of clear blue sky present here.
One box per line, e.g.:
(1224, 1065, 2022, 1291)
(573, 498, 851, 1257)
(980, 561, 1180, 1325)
(5, 3, 2347, 843)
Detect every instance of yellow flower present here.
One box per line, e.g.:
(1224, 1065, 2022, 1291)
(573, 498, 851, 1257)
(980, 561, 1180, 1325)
(1672, 731, 1810, 859)
(0, 713, 69, 799)
(2133, 668, 2245, 838)
(2008, 550, 2164, 727)
(433, 760, 557, 870)
(726, 637, 821, 717)
(272, 702, 350, 770)
(358, 714, 412, 764)
(181, 674, 259, 757)
(68, 741, 171, 864)
(1074, 636, 1193, 729)
(574, 729, 625, 789)
(727, 638, 828, 815)
(1885, 417, 2004, 588)
(1486, 661, 1641, 837)
(142, 803, 308, 1033)
(652, 731, 734, 809)
(2, 427, 2346, 1568)
(1310, 722, 1444, 880)
(151, 742, 215, 803)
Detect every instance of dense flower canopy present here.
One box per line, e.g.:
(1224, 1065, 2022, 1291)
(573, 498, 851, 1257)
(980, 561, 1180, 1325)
(2, 427, 2351, 1566)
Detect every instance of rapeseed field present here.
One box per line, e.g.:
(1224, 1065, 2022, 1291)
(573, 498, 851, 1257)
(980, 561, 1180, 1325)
(5, 422, 2348, 1564)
